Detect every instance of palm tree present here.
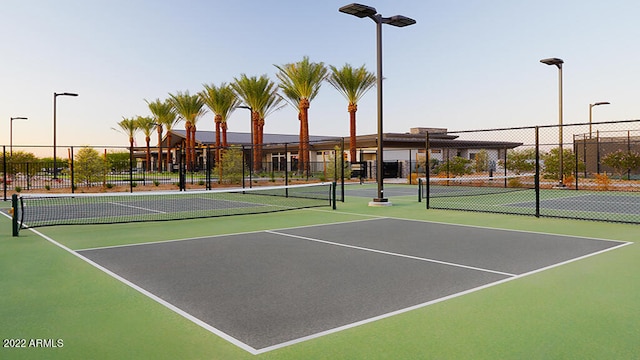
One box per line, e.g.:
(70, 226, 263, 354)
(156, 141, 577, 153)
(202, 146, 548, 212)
(116, 117, 139, 150)
(231, 74, 279, 171)
(254, 86, 285, 171)
(275, 56, 327, 174)
(199, 83, 241, 164)
(168, 91, 206, 171)
(327, 64, 376, 162)
(146, 98, 177, 172)
(116, 117, 139, 171)
(135, 115, 156, 172)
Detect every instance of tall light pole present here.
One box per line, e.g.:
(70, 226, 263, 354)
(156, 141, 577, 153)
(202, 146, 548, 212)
(540, 57, 564, 187)
(340, 3, 416, 206)
(589, 101, 610, 138)
(10, 117, 28, 156)
(53, 92, 78, 179)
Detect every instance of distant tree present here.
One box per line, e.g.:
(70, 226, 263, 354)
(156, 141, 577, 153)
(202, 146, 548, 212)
(473, 150, 490, 173)
(105, 151, 130, 173)
(502, 148, 536, 175)
(213, 147, 246, 184)
(541, 148, 585, 181)
(168, 91, 206, 171)
(4, 152, 40, 185)
(435, 156, 472, 177)
(74, 147, 108, 187)
(275, 56, 327, 174)
(147, 98, 177, 172)
(602, 150, 640, 179)
(327, 64, 376, 162)
(135, 116, 157, 171)
(326, 146, 351, 180)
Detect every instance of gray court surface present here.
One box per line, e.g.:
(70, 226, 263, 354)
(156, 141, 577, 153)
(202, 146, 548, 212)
(76, 218, 627, 354)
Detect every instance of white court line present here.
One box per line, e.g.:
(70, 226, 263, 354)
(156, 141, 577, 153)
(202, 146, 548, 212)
(109, 201, 167, 214)
(75, 217, 384, 252)
(27, 227, 261, 355)
(254, 240, 632, 354)
(266, 230, 517, 277)
(20, 216, 634, 355)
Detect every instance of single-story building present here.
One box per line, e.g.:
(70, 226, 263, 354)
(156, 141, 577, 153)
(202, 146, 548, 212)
(137, 127, 523, 178)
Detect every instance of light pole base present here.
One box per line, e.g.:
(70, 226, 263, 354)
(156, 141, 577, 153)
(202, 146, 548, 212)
(369, 198, 392, 207)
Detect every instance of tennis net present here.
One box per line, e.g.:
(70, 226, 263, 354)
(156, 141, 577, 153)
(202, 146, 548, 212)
(419, 174, 535, 200)
(11, 182, 335, 234)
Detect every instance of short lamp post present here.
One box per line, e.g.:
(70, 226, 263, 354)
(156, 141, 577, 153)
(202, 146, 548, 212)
(589, 101, 610, 138)
(10, 117, 28, 156)
(540, 57, 565, 187)
(339, 3, 416, 206)
(53, 92, 78, 179)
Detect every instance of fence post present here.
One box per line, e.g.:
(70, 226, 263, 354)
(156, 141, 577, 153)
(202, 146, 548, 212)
(574, 140, 579, 190)
(284, 143, 289, 187)
(341, 138, 345, 202)
(596, 131, 601, 174)
(129, 145, 134, 193)
(425, 132, 430, 209)
(241, 145, 246, 189)
(206, 145, 211, 190)
(249, 143, 253, 189)
(2, 146, 6, 201)
(70, 147, 75, 194)
(535, 126, 540, 218)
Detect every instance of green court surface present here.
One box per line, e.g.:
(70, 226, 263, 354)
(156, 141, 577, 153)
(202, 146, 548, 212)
(1, 192, 639, 359)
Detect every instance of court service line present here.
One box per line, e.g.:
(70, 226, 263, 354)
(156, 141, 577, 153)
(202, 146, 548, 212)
(265, 230, 517, 277)
(109, 201, 167, 214)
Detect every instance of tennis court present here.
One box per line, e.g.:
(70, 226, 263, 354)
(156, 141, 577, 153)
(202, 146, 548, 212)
(2, 186, 639, 359)
(70, 218, 626, 354)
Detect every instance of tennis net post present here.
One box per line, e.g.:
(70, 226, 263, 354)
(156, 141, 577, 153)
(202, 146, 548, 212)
(11, 193, 19, 236)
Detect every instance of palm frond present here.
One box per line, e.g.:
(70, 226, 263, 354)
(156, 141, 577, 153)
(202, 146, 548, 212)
(135, 115, 156, 137)
(168, 91, 206, 125)
(327, 64, 376, 104)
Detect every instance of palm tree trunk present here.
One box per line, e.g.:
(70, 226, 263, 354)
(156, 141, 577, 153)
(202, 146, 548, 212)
(157, 125, 163, 172)
(215, 115, 222, 164)
(129, 137, 134, 172)
(184, 122, 191, 171)
(166, 132, 173, 171)
(190, 125, 197, 171)
(258, 117, 265, 172)
(221, 122, 228, 147)
(348, 103, 357, 162)
(298, 111, 303, 173)
(300, 98, 310, 174)
(252, 111, 260, 172)
(145, 136, 151, 171)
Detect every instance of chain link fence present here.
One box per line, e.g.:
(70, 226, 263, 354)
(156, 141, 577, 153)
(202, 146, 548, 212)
(2, 138, 347, 202)
(421, 119, 640, 224)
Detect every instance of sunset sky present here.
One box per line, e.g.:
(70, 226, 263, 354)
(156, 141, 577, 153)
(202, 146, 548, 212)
(2, 0, 639, 150)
